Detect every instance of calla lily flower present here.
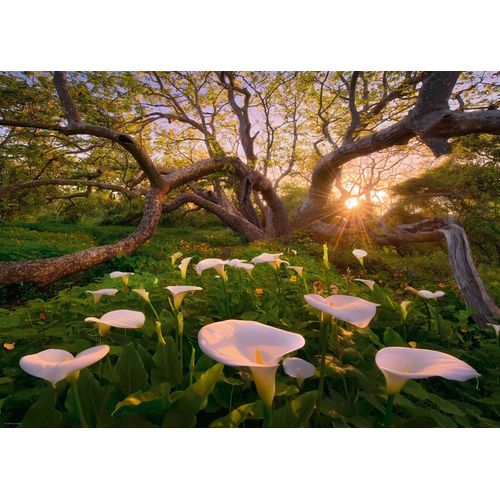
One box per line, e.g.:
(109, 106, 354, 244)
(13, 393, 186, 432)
(487, 323, 500, 337)
(171, 252, 183, 266)
(236, 262, 254, 277)
(195, 258, 228, 282)
(86, 288, 118, 305)
(287, 265, 304, 278)
(224, 259, 247, 267)
(85, 309, 145, 336)
(375, 346, 480, 395)
(178, 256, 193, 280)
(198, 320, 305, 407)
(19, 345, 110, 385)
(400, 300, 412, 321)
(304, 293, 380, 328)
(354, 279, 375, 291)
(352, 249, 367, 266)
(251, 253, 289, 271)
(132, 288, 150, 303)
(416, 290, 445, 300)
(109, 271, 134, 286)
(165, 285, 202, 309)
(322, 243, 330, 269)
(283, 357, 316, 386)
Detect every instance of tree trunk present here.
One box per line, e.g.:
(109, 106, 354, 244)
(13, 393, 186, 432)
(375, 217, 499, 326)
(439, 221, 500, 326)
(0, 189, 164, 287)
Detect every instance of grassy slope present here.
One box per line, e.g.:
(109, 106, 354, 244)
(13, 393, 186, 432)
(0, 222, 498, 306)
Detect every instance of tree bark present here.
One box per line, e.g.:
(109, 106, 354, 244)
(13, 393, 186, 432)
(374, 217, 499, 326)
(0, 188, 165, 287)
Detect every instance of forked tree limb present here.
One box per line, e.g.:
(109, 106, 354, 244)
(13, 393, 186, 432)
(375, 217, 499, 326)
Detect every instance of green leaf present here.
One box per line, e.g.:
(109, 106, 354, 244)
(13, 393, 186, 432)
(272, 390, 318, 428)
(113, 382, 173, 418)
(21, 388, 63, 428)
(151, 338, 182, 386)
(162, 363, 224, 427)
(210, 401, 263, 428)
(0, 315, 21, 328)
(72, 369, 108, 427)
(403, 380, 430, 400)
(383, 327, 406, 347)
(115, 343, 148, 396)
(427, 393, 466, 416)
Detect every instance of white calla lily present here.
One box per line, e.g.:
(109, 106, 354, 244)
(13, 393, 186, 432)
(166, 285, 202, 309)
(198, 320, 305, 407)
(487, 323, 500, 337)
(251, 252, 289, 270)
(19, 345, 110, 385)
(85, 309, 145, 336)
(170, 252, 183, 266)
(400, 300, 412, 321)
(352, 249, 367, 266)
(287, 266, 304, 278)
(354, 279, 375, 291)
(234, 262, 254, 277)
(86, 288, 118, 305)
(132, 288, 150, 303)
(109, 271, 134, 286)
(224, 259, 247, 267)
(304, 293, 380, 328)
(178, 256, 193, 280)
(283, 357, 316, 386)
(375, 346, 480, 395)
(195, 258, 228, 282)
(416, 290, 445, 300)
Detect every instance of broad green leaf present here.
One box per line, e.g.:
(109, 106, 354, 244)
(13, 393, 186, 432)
(383, 327, 406, 347)
(21, 388, 63, 428)
(151, 338, 182, 386)
(0, 315, 21, 328)
(272, 390, 318, 428)
(115, 343, 148, 396)
(162, 363, 224, 427)
(113, 382, 173, 417)
(210, 401, 263, 428)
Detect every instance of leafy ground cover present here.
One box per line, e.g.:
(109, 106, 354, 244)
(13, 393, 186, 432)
(0, 223, 499, 427)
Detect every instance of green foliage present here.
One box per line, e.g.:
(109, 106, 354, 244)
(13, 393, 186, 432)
(0, 226, 499, 428)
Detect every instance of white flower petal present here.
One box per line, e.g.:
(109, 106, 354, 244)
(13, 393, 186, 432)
(417, 290, 445, 300)
(109, 271, 134, 279)
(304, 293, 380, 328)
(166, 285, 202, 309)
(375, 346, 480, 394)
(352, 249, 367, 259)
(86, 288, 118, 297)
(283, 357, 316, 381)
(198, 320, 305, 368)
(85, 309, 145, 329)
(195, 258, 226, 277)
(487, 323, 500, 337)
(19, 346, 110, 385)
(354, 279, 375, 291)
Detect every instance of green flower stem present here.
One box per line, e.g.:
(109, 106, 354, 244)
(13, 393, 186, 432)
(272, 268, 283, 312)
(221, 278, 231, 318)
(262, 403, 273, 428)
(189, 347, 196, 386)
(435, 301, 442, 338)
(384, 394, 395, 428)
(423, 300, 433, 334)
(176, 311, 184, 373)
(315, 314, 331, 426)
(70, 379, 89, 428)
(147, 301, 160, 321)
